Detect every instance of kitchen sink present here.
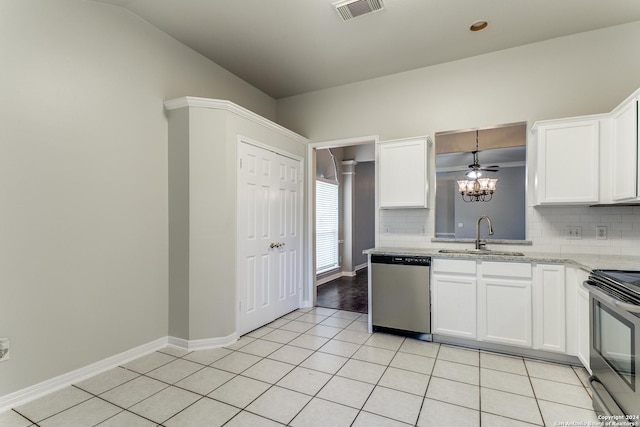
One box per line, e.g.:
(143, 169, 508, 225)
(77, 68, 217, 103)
(438, 249, 525, 256)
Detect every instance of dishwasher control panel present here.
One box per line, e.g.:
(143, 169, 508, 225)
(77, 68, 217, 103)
(371, 255, 431, 266)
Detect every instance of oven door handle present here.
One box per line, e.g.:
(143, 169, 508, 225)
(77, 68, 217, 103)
(583, 282, 640, 313)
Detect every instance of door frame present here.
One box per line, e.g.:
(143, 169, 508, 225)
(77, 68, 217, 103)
(236, 135, 305, 334)
(305, 135, 379, 308)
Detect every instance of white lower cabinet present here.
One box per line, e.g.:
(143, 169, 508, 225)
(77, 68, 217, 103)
(533, 264, 566, 353)
(478, 262, 532, 347)
(431, 259, 477, 339)
(432, 259, 586, 362)
(576, 271, 591, 372)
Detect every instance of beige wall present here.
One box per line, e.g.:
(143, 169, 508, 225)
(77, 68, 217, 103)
(277, 21, 640, 141)
(0, 0, 275, 397)
(167, 104, 307, 342)
(276, 20, 640, 256)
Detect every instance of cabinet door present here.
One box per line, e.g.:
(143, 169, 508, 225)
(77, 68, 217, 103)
(379, 138, 428, 208)
(431, 274, 476, 339)
(577, 281, 591, 372)
(536, 120, 600, 204)
(612, 99, 639, 201)
(533, 264, 566, 353)
(478, 277, 532, 347)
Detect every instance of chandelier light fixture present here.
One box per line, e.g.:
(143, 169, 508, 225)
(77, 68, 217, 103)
(457, 130, 499, 202)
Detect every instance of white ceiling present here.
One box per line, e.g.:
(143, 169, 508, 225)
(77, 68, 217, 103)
(93, 0, 640, 99)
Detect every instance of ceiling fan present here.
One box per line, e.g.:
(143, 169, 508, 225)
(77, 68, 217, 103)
(465, 129, 499, 179)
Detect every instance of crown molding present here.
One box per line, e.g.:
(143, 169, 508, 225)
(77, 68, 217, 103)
(164, 97, 308, 145)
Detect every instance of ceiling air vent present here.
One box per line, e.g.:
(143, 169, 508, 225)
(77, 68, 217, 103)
(333, 0, 385, 21)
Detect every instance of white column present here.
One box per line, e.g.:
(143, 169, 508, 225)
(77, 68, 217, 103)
(342, 160, 357, 276)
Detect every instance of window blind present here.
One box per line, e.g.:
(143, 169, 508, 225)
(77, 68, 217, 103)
(316, 179, 339, 274)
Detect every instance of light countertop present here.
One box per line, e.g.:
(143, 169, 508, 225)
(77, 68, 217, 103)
(364, 247, 640, 271)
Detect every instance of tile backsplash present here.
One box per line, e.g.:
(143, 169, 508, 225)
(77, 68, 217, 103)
(379, 205, 640, 256)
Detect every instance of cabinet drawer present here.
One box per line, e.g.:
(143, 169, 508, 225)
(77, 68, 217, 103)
(433, 258, 476, 274)
(481, 261, 531, 278)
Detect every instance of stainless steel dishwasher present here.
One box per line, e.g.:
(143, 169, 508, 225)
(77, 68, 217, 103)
(370, 254, 431, 338)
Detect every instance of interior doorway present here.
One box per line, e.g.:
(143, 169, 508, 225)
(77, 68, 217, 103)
(308, 136, 377, 311)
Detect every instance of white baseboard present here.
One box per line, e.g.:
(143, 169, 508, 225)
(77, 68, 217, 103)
(317, 263, 368, 285)
(354, 262, 367, 272)
(316, 271, 343, 286)
(0, 332, 239, 413)
(0, 337, 168, 413)
(168, 333, 237, 351)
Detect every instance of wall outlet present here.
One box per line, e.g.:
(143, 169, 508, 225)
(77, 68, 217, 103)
(0, 338, 9, 362)
(596, 225, 608, 240)
(566, 226, 582, 240)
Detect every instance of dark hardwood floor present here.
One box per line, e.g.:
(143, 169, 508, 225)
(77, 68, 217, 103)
(316, 268, 368, 313)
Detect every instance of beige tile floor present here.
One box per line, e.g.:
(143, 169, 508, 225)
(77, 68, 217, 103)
(2, 307, 598, 426)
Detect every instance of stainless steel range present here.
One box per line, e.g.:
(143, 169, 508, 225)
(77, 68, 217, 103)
(584, 270, 640, 417)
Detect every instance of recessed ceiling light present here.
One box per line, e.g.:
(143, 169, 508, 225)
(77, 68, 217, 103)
(470, 20, 488, 32)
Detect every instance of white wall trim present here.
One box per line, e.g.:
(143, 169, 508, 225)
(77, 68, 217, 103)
(354, 262, 368, 272)
(168, 333, 238, 351)
(341, 263, 367, 277)
(164, 97, 309, 145)
(0, 332, 242, 414)
(0, 337, 168, 413)
(316, 262, 367, 285)
(237, 135, 304, 163)
(307, 135, 379, 303)
(316, 271, 343, 286)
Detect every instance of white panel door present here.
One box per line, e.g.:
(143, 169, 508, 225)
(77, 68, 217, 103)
(533, 264, 566, 353)
(237, 141, 302, 335)
(478, 277, 532, 347)
(577, 281, 591, 372)
(378, 138, 428, 208)
(273, 153, 303, 318)
(612, 99, 638, 201)
(536, 119, 600, 204)
(431, 274, 477, 339)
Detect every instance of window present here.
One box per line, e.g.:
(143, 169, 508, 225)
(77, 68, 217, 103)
(316, 179, 339, 274)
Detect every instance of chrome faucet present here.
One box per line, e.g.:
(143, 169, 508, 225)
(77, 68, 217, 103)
(475, 215, 494, 250)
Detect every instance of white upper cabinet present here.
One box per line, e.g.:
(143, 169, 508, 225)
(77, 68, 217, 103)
(531, 88, 640, 205)
(532, 117, 601, 205)
(378, 137, 429, 208)
(611, 95, 640, 202)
